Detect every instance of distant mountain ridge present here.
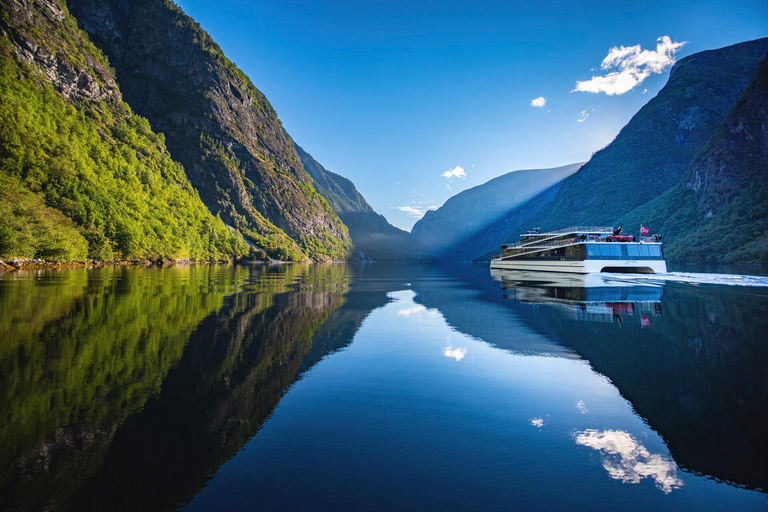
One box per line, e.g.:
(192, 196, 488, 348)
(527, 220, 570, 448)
(411, 163, 583, 260)
(295, 143, 432, 261)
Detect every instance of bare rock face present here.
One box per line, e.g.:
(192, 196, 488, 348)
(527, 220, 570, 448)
(67, 0, 352, 261)
(686, 51, 768, 215)
(1, 0, 119, 103)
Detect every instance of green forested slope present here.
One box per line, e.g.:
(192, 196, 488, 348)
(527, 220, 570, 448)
(0, 0, 248, 261)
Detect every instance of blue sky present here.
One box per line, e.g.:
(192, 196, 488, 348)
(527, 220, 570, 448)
(175, 0, 767, 230)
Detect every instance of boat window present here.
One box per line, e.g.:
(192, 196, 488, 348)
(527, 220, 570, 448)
(610, 245, 621, 257)
(600, 244, 612, 257)
(627, 245, 639, 257)
(640, 245, 650, 257)
(587, 245, 600, 258)
(648, 245, 661, 257)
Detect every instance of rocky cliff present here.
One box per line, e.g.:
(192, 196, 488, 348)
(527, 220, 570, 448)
(295, 143, 432, 261)
(67, 0, 352, 261)
(411, 163, 583, 260)
(513, 38, 768, 239)
(619, 50, 768, 263)
(0, 0, 247, 261)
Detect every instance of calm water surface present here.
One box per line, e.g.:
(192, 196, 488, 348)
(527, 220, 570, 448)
(1, 263, 767, 511)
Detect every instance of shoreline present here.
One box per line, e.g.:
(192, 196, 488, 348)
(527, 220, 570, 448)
(0, 258, 253, 272)
(0, 257, 357, 271)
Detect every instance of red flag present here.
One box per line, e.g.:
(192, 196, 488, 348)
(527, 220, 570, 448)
(640, 225, 649, 235)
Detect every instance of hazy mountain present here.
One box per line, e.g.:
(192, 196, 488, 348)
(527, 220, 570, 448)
(513, 38, 768, 240)
(295, 143, 432, 261)
(67, 0, 352, 261)
(0, 0, 247, 262)
(619, 50, 768, 263)
(411, 163, 583, 260)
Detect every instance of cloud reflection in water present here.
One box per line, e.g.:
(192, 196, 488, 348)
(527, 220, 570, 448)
(443, 346, 467, 361)
(574, 429, 683, 494)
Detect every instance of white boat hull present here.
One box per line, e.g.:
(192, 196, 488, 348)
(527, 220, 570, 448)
(489, 258, 667, 274)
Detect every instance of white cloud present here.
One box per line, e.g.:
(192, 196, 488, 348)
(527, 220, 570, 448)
(577, 400, 588, 414)
(397, 205, 438, 219)
(531, 417, 544, 428)
(574, 429, 683, 494)
(574, 36, 686, 96)
(578, 110, 589, 122)
(642, 88, 648, 94)
(530, 96, 547, 108)
(443, 346, 467, 361)
(442, 166, 466, 181)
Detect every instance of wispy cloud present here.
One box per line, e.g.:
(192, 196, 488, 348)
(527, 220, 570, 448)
(578, 110, 589, 122)
(442, 166, 466, 181)
(397, 205, 438, 219)
(574, 36, 686, 96)
(530, 96, 547, 108)
(531, 417, 544, 428)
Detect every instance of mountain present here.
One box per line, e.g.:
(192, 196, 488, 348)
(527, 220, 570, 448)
(411, 163, 583, 260)
(67, 0, 352, 261)
(512, 38, 768, 240)
(0, 0, 248, 262)
(294, 143, 432, 261)
(618, 50, 768, 263)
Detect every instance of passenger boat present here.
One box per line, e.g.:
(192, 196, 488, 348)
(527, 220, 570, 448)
(490, 226, 667, 274)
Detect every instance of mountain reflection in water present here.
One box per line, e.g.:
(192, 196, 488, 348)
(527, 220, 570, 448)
(0, 263, 767, 511)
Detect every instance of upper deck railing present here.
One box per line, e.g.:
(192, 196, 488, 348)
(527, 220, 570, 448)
(520, 226, 614, 237)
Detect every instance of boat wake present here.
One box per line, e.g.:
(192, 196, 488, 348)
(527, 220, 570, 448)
(604, 272, 768, 288)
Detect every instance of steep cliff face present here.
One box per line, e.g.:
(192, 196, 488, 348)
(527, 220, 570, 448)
(295, 143, 432, 261)
(411, 163, 583, 259)
(514, 38, 768, 236)
(0, 0, 247, 261)
(67, 0, 352, 261)
(619, 50, 768, 263)
(1, 0, 118, 103)
(686, 52, 768, 218)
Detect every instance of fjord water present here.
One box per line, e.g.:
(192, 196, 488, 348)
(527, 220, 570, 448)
(1, 265, 767, 511)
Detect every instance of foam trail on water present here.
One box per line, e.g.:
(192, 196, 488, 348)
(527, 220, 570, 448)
(603, 272, 768, 288)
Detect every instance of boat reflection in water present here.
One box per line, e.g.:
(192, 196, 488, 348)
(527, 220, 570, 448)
(491, 269, 663, 326)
